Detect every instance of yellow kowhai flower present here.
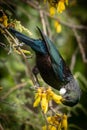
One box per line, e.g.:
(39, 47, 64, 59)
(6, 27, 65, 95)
(33, 87, 63, 113)
(57, 0, 65, 13)
(61, 114, 68, 130)
(33, 95, 41, 107)
(47, 87, 63, 104)
(0, 14, 8, 27)
(46, 0, 68, 14)
(49, 6, 56, 16)
(47, 115, 60, 126)
(54, 21, 62, 33)
(33, 88, 42, 107)
(52, 93, 63, 104)
(41, 92, 48, 113)
(34, 88, 49, 113)
(42, 125, 56, 130)
(42, 114, 68, 130)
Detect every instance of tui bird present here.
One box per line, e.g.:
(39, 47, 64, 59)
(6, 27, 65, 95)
(9, 27, 81, 106)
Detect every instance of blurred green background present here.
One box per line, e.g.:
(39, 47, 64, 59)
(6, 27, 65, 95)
(0, 0, 87, 130)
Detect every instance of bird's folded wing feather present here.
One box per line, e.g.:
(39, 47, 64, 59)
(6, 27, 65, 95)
(38, 28, 72, 82)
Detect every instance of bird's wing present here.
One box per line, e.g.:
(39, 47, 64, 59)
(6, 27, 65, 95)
(9, 28, 47, 54)
(38, 27, 72, 82)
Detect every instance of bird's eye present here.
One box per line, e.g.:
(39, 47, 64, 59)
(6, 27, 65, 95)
(65, 96, 70, 100)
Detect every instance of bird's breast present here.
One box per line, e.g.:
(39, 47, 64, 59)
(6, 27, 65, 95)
(36, 54, 52, 69)
(36, 54, 53, 78)
(36, 54, 61, 89)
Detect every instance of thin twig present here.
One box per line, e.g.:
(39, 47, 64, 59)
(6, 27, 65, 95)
(45, 15, 52, 39)
(39, 8, 47, 35)
(0, 124, 4, 130)
(72, 28, 87, 63)
(70, 48, 79, 71)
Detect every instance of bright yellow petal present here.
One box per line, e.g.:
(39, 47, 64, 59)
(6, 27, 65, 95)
(42, 125, 47, 130)
(52, 93, 63, 104)
(35, 88, 42, 99)
(0, 14, 8, 27)
(49, 125, 56, 130)
(49, 7, 56, 16)
(33, 96, 41, 107)
(42, 125, 56, 130)
(58, 122, 62, 130)
(54, 21, 62, 33)
(57, 1, 65, 13)
(47, 87, 54, 97)
(47, 116, 52, 122)
(41, 93, 48, 113)
(56, 24, 62, 33)
(54, 21, 58, 28)
(3, 15, 8, 27)
(61, 114, 68, 130)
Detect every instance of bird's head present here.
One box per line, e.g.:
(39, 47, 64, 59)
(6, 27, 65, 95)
(59, 79, 81, 107)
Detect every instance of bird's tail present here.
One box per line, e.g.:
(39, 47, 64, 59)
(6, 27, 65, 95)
(9, 28, 36, 46)
(9, 28, 46, 54)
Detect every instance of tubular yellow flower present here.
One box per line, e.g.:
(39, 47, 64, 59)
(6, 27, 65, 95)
(33, 88, 42, 107)
(49, 126, 56, 130)
(45, 0, 68, 14)
(42, 125, 56, 130)
(52, 93, 63, 104)
(47, 87, 63, 104)
(49, 6, 56, 16)
(42, 113, 68, 130)
(57, 0, 65, 13)
(61, 114, 68, 130)
(56, 24, 62, 33)
(0, 14, 8, 27)
(54, 21, 62, 33)
(33, 87, 63, 114)
(3, 15, 8, 27)
(41, 92, 48, 113)
(33, 95, 41, 107)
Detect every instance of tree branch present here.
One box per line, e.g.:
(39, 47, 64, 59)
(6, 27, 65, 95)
(72, 28, 87, 63)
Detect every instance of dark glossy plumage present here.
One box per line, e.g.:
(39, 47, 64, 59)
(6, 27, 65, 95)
(9, 27, 81, 106)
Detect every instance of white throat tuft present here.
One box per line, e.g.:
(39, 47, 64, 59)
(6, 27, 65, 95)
(59, 88, 66, 95)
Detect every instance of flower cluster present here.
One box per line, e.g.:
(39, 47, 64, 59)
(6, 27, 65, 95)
(33, 87, 63, 113)
(0, 10, 8, 27)
(42, 114, 67, 130)
(45, 0, 68, 15)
